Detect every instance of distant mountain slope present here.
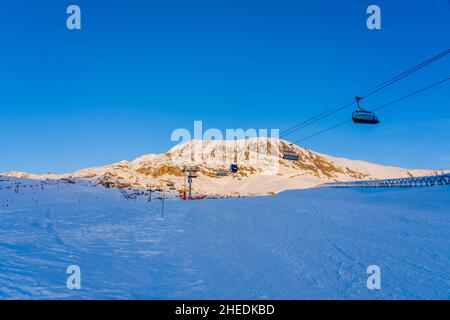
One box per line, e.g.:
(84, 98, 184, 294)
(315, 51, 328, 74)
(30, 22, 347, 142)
(2, 138, 442, 196)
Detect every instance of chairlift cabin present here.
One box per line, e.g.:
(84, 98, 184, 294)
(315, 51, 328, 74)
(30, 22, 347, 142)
(230, 164, 239, 173)
(283, 144, 299, 161)
(217, 170, 228, 177)
(352, 96, 380, 125)
(182, 165, 199, 173)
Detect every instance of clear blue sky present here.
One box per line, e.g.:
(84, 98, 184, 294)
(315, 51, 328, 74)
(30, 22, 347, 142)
(1, 0, 449, 173)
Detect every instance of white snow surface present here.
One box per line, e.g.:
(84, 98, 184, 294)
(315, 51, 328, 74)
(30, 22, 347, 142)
(0, 176, 449, 299)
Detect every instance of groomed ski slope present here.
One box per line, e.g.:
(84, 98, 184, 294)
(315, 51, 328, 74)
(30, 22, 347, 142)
(0, 180, 449, 299)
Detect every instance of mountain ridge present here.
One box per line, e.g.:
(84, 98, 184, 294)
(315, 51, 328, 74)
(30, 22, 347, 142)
(2, 138, 444, 196)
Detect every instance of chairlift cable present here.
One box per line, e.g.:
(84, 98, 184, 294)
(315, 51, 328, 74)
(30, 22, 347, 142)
(280, 48, 450, 138)
(360, 49, 450, 99)
(291, 76, 450, 144)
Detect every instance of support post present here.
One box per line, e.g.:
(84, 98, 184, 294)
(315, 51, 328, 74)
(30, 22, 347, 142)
(188, 176, 192, 200)
(161, 188, 165, 218)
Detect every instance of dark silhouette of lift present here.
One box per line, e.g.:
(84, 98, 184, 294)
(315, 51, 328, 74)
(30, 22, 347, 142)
(217, 169, 228, 177)
(352, 96, 380, 124)
(283, 144, 299, 161)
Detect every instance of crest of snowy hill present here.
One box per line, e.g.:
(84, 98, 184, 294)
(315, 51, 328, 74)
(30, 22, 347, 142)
(1, 138, 442, 196)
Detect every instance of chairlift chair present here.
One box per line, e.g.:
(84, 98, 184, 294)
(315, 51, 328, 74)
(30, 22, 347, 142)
(283, 144, 299, 161)
(352, 96, 380, 124)
(182, 165, 199, 173)
(230, 164, 239, 173)
(217, 170, 228, 177)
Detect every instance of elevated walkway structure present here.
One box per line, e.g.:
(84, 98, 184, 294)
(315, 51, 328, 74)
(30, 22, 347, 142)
(323, 174, 450, 188)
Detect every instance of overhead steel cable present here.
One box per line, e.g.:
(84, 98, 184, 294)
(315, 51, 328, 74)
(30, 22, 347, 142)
(371, 77, 450, 113)
(280, 99, 356, 138)
(280, 48, 450, 138)
(291, 76, 450, 144)
(360, 48, 450, 99)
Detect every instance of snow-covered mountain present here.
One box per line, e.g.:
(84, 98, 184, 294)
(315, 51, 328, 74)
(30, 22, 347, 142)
(1, 138, 443, 196)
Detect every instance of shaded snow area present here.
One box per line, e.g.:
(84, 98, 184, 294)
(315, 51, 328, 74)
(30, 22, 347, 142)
(0, 178, 449, 299)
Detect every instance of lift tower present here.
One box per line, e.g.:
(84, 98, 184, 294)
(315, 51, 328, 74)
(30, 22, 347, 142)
(182, 165, 199, 199)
